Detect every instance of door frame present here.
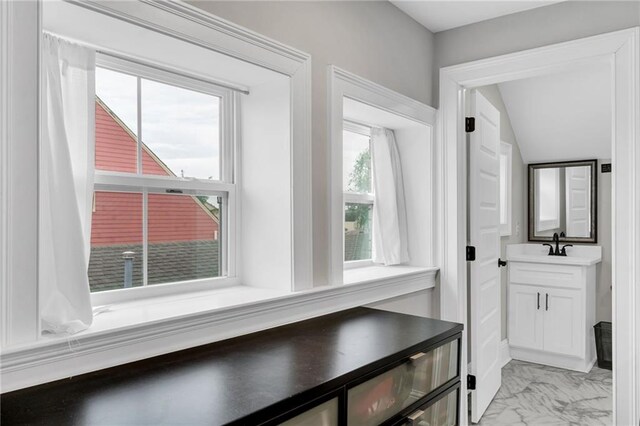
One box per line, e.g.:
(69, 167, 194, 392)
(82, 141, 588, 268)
(437, 27, 639, 425)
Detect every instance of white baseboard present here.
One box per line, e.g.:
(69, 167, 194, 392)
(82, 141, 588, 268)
(510, 346, 595, 373)
(500, 339, 512, 368)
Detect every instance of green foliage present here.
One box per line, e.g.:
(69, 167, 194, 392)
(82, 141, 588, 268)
(346, 150, 372, 231)
(348, 150, 371, 193)
(197, 195, 220, 219)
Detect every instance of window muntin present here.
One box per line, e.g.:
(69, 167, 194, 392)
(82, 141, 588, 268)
(91, 55, 234, 295)
(343, 122, 373, 264)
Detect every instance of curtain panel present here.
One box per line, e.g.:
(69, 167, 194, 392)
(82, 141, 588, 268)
(40, 33, 95, 334)
(371, 128, 409, 265)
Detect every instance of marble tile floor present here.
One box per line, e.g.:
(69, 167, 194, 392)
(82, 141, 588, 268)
(475, 360, 612, 426)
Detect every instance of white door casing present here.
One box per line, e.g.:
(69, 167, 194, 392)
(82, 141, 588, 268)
(438, 28, 639, 425)
(468, 90, 502, 423)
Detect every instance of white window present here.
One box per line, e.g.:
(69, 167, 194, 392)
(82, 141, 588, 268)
(329, 68, 436, 284)
(91, 55, 236, 295)
(499, 141, 512, 236)
(536, 167, 561, 231)
(343, 121, 374, 266)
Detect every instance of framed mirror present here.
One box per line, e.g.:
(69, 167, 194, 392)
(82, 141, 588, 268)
(528, 159, 597, 243)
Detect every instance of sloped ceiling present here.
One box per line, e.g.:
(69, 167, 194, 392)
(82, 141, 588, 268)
(390, 1, 562, 33)
(497, 60, 611, 164)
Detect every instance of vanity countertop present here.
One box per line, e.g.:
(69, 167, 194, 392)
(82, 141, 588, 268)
(507, 243, 602, 266)
(1, 307, 462, 425)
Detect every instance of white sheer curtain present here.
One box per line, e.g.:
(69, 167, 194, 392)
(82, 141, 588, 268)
(40, 33, 95, 334)
(371, 128, 409, 265)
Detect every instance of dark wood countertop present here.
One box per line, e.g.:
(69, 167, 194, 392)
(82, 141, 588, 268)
(1, 307, 462, 425)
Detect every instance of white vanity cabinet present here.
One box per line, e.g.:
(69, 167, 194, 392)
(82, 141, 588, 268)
(506, 244, 601, 372)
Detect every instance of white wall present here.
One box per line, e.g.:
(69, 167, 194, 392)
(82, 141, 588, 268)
(433, 1, 640, 106)
(240, 79, 292, 290)
(396, 126, 434, 268)
(188, 1, 435, 287)
(367, 289, 436, 318)
(476, 85, 526, 341)
(596, 161, 612, 323)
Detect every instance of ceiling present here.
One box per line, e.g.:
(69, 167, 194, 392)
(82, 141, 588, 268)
(497, 59, 611, 164)
(390, 1, 562, 33)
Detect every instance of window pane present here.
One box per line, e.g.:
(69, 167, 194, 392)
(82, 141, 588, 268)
(344, 203, 372, 261)
(95, 67, 139, 173)
(343, 130, 371, 193)
(147, 193, 222, 285)
(538, 168, 559, 221)
(89, 192, 143, 292)
(141, 79, 221, 180)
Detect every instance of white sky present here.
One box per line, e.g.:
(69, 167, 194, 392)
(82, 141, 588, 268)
(342, 130, 370, 192)
(96, 67, 221, 180)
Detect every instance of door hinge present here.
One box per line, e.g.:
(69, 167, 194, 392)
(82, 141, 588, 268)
(465, 117, 475, 133)
(467, 374, 476, 390)
(466, 246, 476, 261)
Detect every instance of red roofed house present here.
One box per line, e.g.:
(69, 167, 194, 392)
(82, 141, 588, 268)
(89, 98, 220, 291)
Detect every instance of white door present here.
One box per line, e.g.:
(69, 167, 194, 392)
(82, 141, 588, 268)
(469, 91, 502, 423)
(543, 288, 582, 357)
(565, 166, 591, 237)
(508, 284, 544, 351)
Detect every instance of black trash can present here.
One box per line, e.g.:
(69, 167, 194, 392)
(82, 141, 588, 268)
(594, 321, 612, 370)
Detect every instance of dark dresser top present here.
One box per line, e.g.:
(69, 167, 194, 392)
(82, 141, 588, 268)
(1, 307, 462, 425)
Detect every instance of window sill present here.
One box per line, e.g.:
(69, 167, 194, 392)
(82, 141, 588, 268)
(344, 265, 437, 285)
(1, 267, 437, 392)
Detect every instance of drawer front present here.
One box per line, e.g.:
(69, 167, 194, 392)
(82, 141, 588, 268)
(399, 385, 459, 426)
(347, 339, 459, 426)
(510, 262, 583, 290)
(278, 398, 338, 426)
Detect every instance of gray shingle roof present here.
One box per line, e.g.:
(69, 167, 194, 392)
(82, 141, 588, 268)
(89, 240, 220, 292)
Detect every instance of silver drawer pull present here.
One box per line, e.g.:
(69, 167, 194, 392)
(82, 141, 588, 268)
(407, 409, 425, 424)
(409, 352, 426, 362)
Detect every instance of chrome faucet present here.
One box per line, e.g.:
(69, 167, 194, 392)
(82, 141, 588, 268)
(543, 232, 572, 256)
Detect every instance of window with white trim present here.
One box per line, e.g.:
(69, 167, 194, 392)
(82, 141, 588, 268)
(536, 167, 560, 232)
(90, 55, 236, 293)
(343, 121, 374, 265)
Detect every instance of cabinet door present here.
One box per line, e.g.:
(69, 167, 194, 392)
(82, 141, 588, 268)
(508, 284, 543, 350)
(542, 288, 582, 357)
(347, 339, 459, 426)
(397, 385, 459, 426)
(278, 398, 339, 426)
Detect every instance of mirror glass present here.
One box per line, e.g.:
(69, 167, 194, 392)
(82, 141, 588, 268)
(528, 160, 597, 243)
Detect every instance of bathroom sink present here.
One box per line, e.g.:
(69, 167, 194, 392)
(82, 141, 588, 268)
(506, 243, 602, 266)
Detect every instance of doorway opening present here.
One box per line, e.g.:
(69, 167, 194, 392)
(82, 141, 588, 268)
(438, 28, 639, 426)
(466, 57, 612, 423)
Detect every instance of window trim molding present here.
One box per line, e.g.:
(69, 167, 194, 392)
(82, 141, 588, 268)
(1, 267, 438, 392)
(1, 0, 41, 347)
(94, 57, 237, 297)
(328, 65, 437, 285)
(68, 0, 313, 292)
(1, 0, 312, 352)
